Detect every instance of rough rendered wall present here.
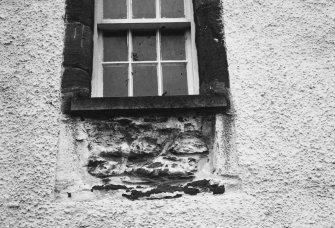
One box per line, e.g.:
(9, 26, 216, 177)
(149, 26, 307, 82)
(224, 0, 335, 226)
(0, 0, 334, 228)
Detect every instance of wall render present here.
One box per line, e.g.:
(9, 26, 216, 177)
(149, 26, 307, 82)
(0, 0, 334, 227)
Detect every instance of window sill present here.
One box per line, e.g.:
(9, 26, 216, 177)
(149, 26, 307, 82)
(70, 94, 227, 116)
(98, 19, 191, 30)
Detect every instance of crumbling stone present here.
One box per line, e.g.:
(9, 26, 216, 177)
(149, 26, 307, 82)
(74, 124, 88, 141)
(127, 156, 198, 179)
(87, 156, 123, 177)
(186, 179, 225, 195)
(90, 142, 128, 157)
(168, 132, 208, 154)
(121, 179, 225, 200)
(82, 116, 221, 199)
(129, 137, 160, 159)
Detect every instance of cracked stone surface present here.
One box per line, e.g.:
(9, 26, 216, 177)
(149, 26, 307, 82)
(127, 155, 199, 179)
(168, 132, 209, 154)
(84, 116, 214, 184)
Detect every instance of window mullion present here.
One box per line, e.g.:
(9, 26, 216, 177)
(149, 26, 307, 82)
(157, 29, 162, 96)
(184, 0, 189, 19)
(156, 0, 160, 19)
(128, 0, 132, 19)
(185, 30, 194, 95)
(128, 30, 133, 97)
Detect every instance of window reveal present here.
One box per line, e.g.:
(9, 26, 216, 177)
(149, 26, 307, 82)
(92, 0, 199, 97)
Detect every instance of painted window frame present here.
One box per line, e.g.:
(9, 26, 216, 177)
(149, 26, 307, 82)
(92, 0, 199, 97)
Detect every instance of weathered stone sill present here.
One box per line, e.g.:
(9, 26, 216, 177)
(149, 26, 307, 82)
(70, 94, 228, 116)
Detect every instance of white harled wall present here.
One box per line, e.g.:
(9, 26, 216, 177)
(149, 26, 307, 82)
(0, 0, 334, 227)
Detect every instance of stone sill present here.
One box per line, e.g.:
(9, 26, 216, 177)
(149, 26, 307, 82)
(70, 94, 227, 116)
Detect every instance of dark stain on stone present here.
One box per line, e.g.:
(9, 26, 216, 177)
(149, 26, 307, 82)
(143, 117, 169, 123)
(122, 184, 184, 200)
(184, 123, 195, 131)
(134, 123, 153, 131)
(116, 118, 133, 125)
(162, 156, 179, 161)
(147, 162, 164, 168)
(122, 180, 225, 200)
(186, 179, 225, 195)
(91, 184, 131, 192)
(183, 187, 200, 195)
(186, 179, 210, 188)
(157, 128, 180, 135)
(146, 194, 183, 200)
(87, 159, 105, 168)
(99, 151, 123, 159)
(129, 166, 195, 180)
(67, 192, 72, 198)
(102, 178, 111, 184)
(178, 117, 185, 122)
(211, 185, 225, 194)
(128, 151, 160, 161)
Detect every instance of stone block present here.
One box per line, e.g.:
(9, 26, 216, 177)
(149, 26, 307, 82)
(63, 23, 93, 72)
(65, 0, 94, 28)
(61, 67, 91, 93)
(193, 0, 230, 89)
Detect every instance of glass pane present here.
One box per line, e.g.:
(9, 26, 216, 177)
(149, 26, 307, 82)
(103, 0, 127, 19)
(161, 30, 186, 60)
(162, 63, 188, 96)
(133, 64, 158, 96)
(132, 31, 157, 61)
(132, 0, 156, 18)
(103, 64, 128, 97)
(161, 0, 185, 18)
(103, 31, 128, 62)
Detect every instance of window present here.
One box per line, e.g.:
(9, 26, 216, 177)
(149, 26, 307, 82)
(92, 0, 199, 97)
(61, 0, 229, 113)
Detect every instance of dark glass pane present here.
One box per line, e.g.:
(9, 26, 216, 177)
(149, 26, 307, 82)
(132, 31, 156, 61)
(103, 0, 127, 19)
(162, 63, 188, 96)
(103, 31, 128, 62)
(103, 64, 128, 97)
(132, 0, 156, 18)
(161, 0, 184, 18)
(133, 64, 158, 96)
(161, 30, 185, 60)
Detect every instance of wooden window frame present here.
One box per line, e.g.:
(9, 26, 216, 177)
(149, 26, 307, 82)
(92, 0, 199, 97)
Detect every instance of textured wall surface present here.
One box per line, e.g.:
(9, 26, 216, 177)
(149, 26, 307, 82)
(55, 115, 232, 201)
(1, 0, 334, 227)
(224, 0, 335, 226)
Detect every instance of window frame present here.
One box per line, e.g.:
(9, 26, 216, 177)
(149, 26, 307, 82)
(61, 0, 230, 114)
(91, 0, 199, 97)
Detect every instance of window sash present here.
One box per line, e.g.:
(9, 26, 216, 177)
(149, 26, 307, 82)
(97, 0, 191, 21)
(92, 0, 199, 97)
